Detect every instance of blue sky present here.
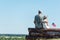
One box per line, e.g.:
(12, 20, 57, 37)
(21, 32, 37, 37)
(0, 0, 60, 34)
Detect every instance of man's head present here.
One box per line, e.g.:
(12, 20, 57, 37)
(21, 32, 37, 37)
(38, 10, 42, 14)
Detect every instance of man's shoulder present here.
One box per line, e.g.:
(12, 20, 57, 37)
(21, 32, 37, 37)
(35, 15, 39, 17)
(35, 15, 38, 16)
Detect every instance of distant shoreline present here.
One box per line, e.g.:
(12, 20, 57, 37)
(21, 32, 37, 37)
(0, 34, 27, 36)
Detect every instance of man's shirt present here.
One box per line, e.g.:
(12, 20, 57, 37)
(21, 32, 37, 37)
(34, 14, 44, 28)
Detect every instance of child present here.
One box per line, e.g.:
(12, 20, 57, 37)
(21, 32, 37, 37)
(43, 16, 50, 29)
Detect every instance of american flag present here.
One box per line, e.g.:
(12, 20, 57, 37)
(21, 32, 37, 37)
(52, 23, 56, 27)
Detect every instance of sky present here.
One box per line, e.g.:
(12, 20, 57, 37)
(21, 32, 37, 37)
(0, 0, 60, 34)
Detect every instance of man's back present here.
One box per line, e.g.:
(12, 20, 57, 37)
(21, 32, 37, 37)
(35, 15, 40, 24)
(34, 14, 43, 28)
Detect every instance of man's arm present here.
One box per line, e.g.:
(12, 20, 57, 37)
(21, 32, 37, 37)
(34, 16, 36, 24)
(34, 20, 36, 24)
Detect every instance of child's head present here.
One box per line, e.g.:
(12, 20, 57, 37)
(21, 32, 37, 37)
(43, 16, 47, 20)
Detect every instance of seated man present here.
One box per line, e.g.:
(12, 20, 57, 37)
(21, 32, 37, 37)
(34, 10, 43, 29)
